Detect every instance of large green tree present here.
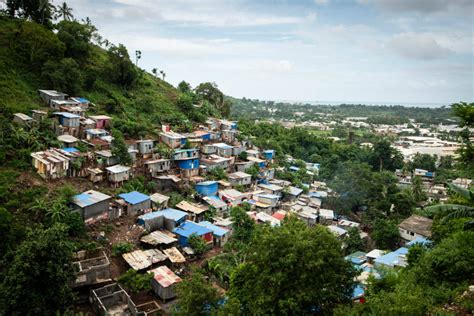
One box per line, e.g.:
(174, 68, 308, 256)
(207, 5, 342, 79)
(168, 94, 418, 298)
(229, 217, 356, 314)
(0, 224, 75, 314)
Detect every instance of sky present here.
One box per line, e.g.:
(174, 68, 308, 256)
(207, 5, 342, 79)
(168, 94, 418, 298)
(59, 0, 472, 105)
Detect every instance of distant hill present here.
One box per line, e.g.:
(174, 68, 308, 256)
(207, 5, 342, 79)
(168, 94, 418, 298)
(0, 16, 220, 138)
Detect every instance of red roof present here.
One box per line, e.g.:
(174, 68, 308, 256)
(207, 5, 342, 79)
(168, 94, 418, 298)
(272, 212, 286, 221)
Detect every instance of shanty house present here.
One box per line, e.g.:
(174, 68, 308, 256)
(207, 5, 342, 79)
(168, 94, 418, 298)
(31, 109, 48, 121)
(106, 165, 131, 186)
(144, 159, 171, 177)
(200, 155, 233, 172)
(201, 144, 217, 155)
(150, 193, 170, 210)
(172, 221, 213, 246)
(89, 115, 112, 129)
(70, 97, 90, 108)
(137, 139, 154, 155)
(319, 209, 335, 225)
(247, 156, 266, 168)
(176, 200, 208, 222)
(263, 150, 275, 160)
(258, 183, 283, 196)
(95, 150, 118, 167)
(31, 149, 70, 179)
(38, 89, 67, 105)
(195, 181, 219, 196)
(219, 189, 246, 206)
(202, 196, 228, 214)
(398, 215, 433, 241)
(53, 112, 80, 128)
(50, 99, 80, 110)
(160, 131, 186, 148)
(149, 266, 182, 301)
(234, 161, 255, 172)
(58, 134, 78, 148)
(284, 186, 304, 201)
(118, 191, 151, 216)
(197, 221, 230, 247)
(13, 113, 33, 126)
(228, 171, 252, 187)
(213, 143, 234, 157)
(71, 190, 112, 222)
(158, 208, 188, 231)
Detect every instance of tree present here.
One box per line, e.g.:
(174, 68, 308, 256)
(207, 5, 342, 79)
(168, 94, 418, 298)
(118, 269, 153, 294)
(41, 58, 83, 95)
(411, 176, 427, 203)
(229, 217, 355, 314)
(56, 20, 94, 59)
(188, 233, 207, 257)
(0, 224, 75, 314)
(159, 70, 165, 80)
(178, 81, 192, 94)
(174, 270, 220, 315)
(344, 227, 365, 255)
(408, 153, 437, 172)
(108, 44, 137, 88)
(451, 102, 474, 164)
(135, 50, 141, 66)
(424, 183, 474, 224)
(372, 219, 400, 250)
(151, 68, 158, 78)
(230, 206, 255, 243)
(111, 129, 132, 165)
(369, 140, 403, 171)
(55, 2, 73, 21)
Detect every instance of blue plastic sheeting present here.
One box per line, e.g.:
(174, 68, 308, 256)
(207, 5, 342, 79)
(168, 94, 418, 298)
(158, 208, 188, 221)
(53, 112, 80, 118)
(197, 221, 229, 237)
(407, 236, 431, 247)
(118, 191, 150, 205)
(173, 221, 212, 238)
(352, 284, 365, 299)
(195, 181, 218, 196)
(176, 158, 199, 169)
(63, 147, 79, 153)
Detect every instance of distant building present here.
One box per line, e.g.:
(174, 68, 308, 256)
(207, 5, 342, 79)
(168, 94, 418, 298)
(160, 131, 186, 148)
(89, 115, 111, 129)
(118, 191, 151, 216)
(31, 149, 70, 180)
(71, 190, 112, 222)
(38, 89, 67, 105)
(144, 159, 171, 177)
(13, 113, 33, 126)
(105, 164, 131, 186)
(228, 171, 252, 187)
(398, 215, 433, 241)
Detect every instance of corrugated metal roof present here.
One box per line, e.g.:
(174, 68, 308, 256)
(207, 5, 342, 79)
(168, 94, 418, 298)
(123, 249, 167, 270)
(176, 201, 207, 214)
(106, 164, 130, 173)
(53, 112, 80, 118)
(163, 247, 186, 263)
(149, 265, 182, 287)
(141, 230, 177, 246)
(73, 190, 111, 208)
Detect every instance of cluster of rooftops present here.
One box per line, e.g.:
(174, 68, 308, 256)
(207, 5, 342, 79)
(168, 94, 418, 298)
(15, 89, 443, 313)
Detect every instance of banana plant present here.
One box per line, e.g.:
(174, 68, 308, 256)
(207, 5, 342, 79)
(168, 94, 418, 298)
(424, 183, 474, 223)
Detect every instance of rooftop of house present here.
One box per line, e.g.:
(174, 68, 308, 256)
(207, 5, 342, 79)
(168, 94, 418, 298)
(176, 200, 207, 214)
(173, 220, 213, 237)
(95, 150, 113, 158)
(160, 131, 185, 139)
(58, 134, 78, 143)
(118, 191, 150, 205)
(14, 113, 33, 120)
(31, 149, 69, 164)
(213, 143, 233, 149)
(198, 221, 229, 237)
(398, 215, 433, 237)
(53, 111, 80, 119)
(105, 164, 131, 173)
(89, 115, 111, 120)
(220, 189, 245, 199)
(149, 265, 182, 288)
(258, 183, 283, 191)
(203, 196, 227, 208)
(374, 247, 408, 268)
(366, 249, 386, 259)
(157, 208, 188, 221)
(150, 193, 170, 204)
(228, 171, 251, 179)
(38, 89, 67, 97)
(73, 190, 111, 208)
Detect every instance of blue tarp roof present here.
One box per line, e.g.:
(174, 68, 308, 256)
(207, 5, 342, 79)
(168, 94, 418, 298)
(352, 284, 365, 299)
(118, 191, 150, 205)
(198, 221, 229, 237)
(196, 181, 218, 186)
(407, 236, 431, 247)
(173, 221, 212, 237)
(159, 208, 188, 221)
(138, 211, 163, 221)
(77, 97, 89, 102)
(63, 147, 79, 153)
(375, 247, 409, 267)
(263, 150, 275, 153)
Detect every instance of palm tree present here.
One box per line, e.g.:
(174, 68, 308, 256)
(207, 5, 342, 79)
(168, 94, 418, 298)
(135, 50, 141, 66)
(424, 183, 474, 224)
(30, 198, 49, 217)
(56, 2, 73, 21)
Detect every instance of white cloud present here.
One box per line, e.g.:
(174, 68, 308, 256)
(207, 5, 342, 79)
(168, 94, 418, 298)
(388, 33, 451, 60)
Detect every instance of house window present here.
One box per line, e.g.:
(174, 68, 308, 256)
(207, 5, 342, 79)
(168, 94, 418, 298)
(409, 231, 415, 236)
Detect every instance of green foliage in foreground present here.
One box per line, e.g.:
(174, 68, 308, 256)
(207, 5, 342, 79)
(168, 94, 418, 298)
(112, 242, 133, 256)
(118, 269, 153, 294)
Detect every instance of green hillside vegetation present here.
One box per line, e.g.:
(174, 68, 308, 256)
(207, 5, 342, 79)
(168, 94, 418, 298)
(0, 16, 224, 137)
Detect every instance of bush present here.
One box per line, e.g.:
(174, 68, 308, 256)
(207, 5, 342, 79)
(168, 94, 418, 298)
(112, 242, 133, 256)
(118, 269, 153, 293)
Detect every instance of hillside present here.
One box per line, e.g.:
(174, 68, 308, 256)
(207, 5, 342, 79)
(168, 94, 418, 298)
(0, 16, 211, 137)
